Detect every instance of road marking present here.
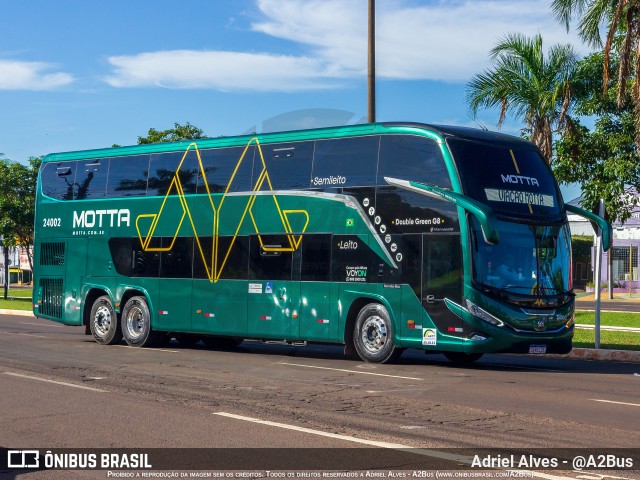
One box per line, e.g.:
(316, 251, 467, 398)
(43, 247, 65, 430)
(112, 345, 179, 353)
(19, 321, 63, 328)
(214, 412, 578, 480)
(214, 411, 467, 459)
(590, 398, 640, 407)
(0, 330, 46, 338)
(277, 362, 422, 380)
(3, 372, 108, 393)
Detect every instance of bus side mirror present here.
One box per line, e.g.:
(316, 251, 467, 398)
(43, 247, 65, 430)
(565, 204, 612, 251)
(384, 177, 500, 245)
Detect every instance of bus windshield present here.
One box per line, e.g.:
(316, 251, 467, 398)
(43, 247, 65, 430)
(448, 137, 563, 217)
(470, 217, 572, 300)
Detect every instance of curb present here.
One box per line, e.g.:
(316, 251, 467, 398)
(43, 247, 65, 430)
(1, 309, 639, 363)
(565, 348, 640, 363)
(0, 309, 34, 317)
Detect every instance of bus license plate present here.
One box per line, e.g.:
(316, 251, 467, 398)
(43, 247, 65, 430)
(529, 345, 547, 354)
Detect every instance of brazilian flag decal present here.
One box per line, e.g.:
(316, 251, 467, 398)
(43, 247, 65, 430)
(346, 218, 354, 227)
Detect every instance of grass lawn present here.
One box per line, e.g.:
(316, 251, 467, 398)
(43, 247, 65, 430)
(575, 310, 640, 328)
(572, 328, 640, 351)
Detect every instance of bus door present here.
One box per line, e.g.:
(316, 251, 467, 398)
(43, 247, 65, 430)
(246, 235, 301, 340)
(422, 234, 464, 337)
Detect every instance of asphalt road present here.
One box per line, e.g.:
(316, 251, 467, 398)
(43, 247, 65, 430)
(1, 313, 639, 480)
(576, 299, 640, 312)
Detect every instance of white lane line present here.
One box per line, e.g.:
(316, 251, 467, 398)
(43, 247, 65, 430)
(112, 345, 179, 353)
(590, 398, 640, 407)
(277, 362, 422, 380)
(214, 411, 468, 462)
(0, 330, 46, 338)
(19, 321, 63, 328)
(3, 372, 108, 393)
(214, 412, 578, 480)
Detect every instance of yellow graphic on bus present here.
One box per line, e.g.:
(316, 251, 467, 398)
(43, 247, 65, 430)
(135, 138, 310, 283)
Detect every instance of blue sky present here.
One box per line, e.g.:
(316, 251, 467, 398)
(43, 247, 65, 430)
(1, 0, 589, 198)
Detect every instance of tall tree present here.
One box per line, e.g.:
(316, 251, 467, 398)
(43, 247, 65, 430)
(137, 122, 205, 144)
(0, 157, 40, 297)
(466, 33, 579, 162)
(554, 51, 640, 222)
(551, 0, 640, 147)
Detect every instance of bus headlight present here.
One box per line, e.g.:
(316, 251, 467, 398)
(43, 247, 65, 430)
(465, 299, 504, 327)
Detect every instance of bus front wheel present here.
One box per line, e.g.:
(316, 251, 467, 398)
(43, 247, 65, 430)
(121, 296, 162, 347)
(89, 295, 122, 345)
(353, 303, 402, 363)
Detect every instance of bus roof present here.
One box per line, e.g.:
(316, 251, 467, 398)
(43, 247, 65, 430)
(42, 122, 534, 163)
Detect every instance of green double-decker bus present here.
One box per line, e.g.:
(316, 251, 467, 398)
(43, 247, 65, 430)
(32, 123, 611, 363)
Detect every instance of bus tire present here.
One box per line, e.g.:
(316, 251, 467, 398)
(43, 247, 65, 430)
(353, 303, 400, 363)
(121, 296, 161, 347)
(89, 295, 122, 345)
(443, 352, 483, 364)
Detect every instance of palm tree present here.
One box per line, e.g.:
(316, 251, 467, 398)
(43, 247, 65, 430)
(466, 33, 579, 163)
(551, 0, 640, 149)
(551, 0, 639, 104)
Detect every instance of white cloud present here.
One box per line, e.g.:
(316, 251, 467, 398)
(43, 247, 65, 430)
(0, 59, 73, 90)
(104, 0, 589, 91)
(105, 50, 346, 91)
(253, 0, 590, 82)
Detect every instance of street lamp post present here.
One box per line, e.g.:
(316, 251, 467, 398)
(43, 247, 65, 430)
(368, 0, 376, 123)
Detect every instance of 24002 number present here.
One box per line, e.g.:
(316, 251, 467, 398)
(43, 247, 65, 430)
(43, 217, 61, 227)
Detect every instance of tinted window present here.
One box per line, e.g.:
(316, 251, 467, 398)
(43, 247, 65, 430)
(375, 187, 459, 234)
(259, 141, 314, 190)
(109, 237, 160, 277)
(311, 136, 379, 189)
(448, 138, 562, 216)
(249, 235, 293, 280)
(301, 235, 331, 281)
(75, 159, 109, 200)
(40, 162, 77, 200)
(107, 155, 149, 197)
(378, 135, 451, 188)
(217, 236, 249, 280)
(198, 146, 255, 194)
(160, 237, 193, 278)
(193, 236, 249, 280)
(148, 150, 199, 197)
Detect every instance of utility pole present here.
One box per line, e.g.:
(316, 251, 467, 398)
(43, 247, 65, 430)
(368, 0, 376, 123)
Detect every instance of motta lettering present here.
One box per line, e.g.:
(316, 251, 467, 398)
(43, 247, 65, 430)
(312, 175, 346, 186)
(73, 209, 130, 228)
(501, 174, 539, 186)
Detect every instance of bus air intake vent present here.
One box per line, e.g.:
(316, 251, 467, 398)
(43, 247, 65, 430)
(40, 242, 65, 266)
(39, 278, 63, 319)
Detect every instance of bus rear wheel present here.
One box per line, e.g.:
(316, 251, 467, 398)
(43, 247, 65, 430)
(89, 295, 122, 345)
(443, 352, 483, 364)
(353, 303, 402, 363)
(121, 296, 163, 347)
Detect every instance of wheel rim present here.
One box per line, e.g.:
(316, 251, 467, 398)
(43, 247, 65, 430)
(360, 315, 388, 354)
(93, 305, 112, 338)
(125, 304, 145, 340)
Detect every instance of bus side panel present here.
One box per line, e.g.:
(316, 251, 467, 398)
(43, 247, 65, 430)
(192, 279, 247, 336)
(298, 281, 335, 342)
(63, 238, 88, 325)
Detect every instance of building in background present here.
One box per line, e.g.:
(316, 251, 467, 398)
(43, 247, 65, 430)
(568, 194, 640, 292)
